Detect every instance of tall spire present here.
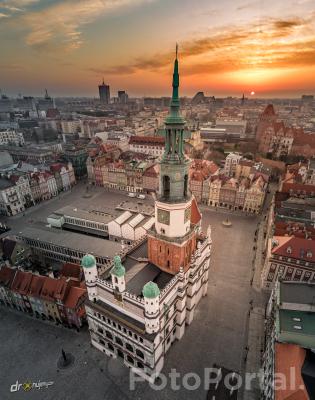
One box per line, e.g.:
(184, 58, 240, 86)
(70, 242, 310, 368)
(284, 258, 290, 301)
(166, 44, 184, 125)
(171, 43, 179, 107)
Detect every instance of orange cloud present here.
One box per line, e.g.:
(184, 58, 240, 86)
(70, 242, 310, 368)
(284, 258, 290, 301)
(91, 15, 315, 78)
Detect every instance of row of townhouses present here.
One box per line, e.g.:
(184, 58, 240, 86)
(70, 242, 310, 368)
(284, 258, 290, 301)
(0, 162, 76, 216)
(262, 161, 315, 289)
(87, 156, 159, 193)
(0, 263, 86, 329)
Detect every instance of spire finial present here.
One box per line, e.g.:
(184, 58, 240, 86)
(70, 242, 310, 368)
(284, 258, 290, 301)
(176, 43, 178, 60)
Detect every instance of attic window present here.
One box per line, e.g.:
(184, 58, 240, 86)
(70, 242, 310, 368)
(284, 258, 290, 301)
(286, 246, 292, 254)
(306, 250, 312, 258)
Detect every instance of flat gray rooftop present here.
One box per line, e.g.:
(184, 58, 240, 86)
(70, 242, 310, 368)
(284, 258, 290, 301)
(0, 178, 13, 190)
(280, 282, 315, 305)
(116, 200, 154, 216)
(54, 205, 119, 224)
(18, 224, 122, 259)
(122, 240, 173, 296)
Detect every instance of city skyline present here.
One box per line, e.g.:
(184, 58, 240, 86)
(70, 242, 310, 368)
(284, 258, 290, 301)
(1, 0, 315, 97)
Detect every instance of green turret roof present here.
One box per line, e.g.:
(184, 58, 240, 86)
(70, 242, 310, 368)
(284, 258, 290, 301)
(142, 281, 160, 299)
(81, 254, 96, 268)
(110, 255, 125, 277)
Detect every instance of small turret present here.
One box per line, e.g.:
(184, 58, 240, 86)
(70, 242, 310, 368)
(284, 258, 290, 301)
(81, 254, 97, 302)
(143, 281, 160, 334)
(110, 255, 126, 293)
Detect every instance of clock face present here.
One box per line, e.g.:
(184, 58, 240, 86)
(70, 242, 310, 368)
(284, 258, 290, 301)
(157, 209, 170, 225)
(184, 206, 191, 223)
(175, 172, 181, 181)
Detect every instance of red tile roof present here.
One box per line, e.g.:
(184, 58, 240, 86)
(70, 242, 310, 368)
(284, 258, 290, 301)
(11, 270, 33, 295)
(275, 343, 308, 400)
(272, 236, 315, 262)
(40, 277, 59, 302)
(28, 275, 46, 298)
(191, 197, 201, 225)
(263, 104, 276, 116)
(64, 286, 86, 309)
(282, 183, 315, 195)
(293, 131, 315, 148)
(60, 263, 81, 280)
(0, 266, 16, 288)
(129, 136, 165, 146)
(143, 164, 159, 177)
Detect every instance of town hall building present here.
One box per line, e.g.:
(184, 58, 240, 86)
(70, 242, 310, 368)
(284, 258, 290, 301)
(81, 48, 212, 381)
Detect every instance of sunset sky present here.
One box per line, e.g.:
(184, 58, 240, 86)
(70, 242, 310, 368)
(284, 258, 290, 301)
(0, 0, 315, 98)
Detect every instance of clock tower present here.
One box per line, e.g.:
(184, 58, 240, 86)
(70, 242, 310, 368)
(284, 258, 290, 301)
(148, 45, 198, 275)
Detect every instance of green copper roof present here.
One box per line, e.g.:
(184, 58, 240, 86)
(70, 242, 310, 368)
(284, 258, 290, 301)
(81, 254, 96, 268)
(142, 281, 160, 299)
(165, 43, 185, 125)
(110, 255, 125, 277)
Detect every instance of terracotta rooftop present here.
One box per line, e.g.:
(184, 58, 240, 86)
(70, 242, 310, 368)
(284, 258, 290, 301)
(262, 104, 276, 116)
(28, 274, 46, 298)
(275, 343, 309, 400)
(191, 197, 201, 225)
(60, 263, 82, 280)
(282, 183, 315, 195)
(256, 156, 286, 172)
(129, 136, 165, 146)
(40, 277, 59, 302)
(54, 277, 71, 302)
(293, 131, 315, 147)
(272, 236, 315, 262)
(0, 266, 16, 288)
(11, 270, 33, 295)
(64, 286, 86, 309)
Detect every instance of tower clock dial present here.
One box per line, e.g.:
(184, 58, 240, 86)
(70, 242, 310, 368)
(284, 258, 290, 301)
(157, 209, 170, 225)
(175, 172, 181, 181)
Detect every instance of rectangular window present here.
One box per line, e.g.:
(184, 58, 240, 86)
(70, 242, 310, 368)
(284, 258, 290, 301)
(293, 325, 302, 330)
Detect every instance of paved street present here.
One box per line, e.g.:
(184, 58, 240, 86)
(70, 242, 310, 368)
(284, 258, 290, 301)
(0, 186, 270, 400)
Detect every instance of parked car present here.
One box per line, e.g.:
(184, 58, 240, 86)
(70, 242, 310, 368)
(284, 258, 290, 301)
(128, 192, 136, 198)
(137, 194, 146, 199)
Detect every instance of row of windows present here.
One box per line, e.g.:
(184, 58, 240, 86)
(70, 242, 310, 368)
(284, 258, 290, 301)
(93, 311, 144, 344)
(97, 327, 145, 358)
(25, 240, 109, 265)
(98, 339, 145, 369)
(65, 217, 107, 231)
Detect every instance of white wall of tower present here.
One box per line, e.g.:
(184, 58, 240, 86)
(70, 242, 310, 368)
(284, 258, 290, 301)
(155, 199, 192, 238)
